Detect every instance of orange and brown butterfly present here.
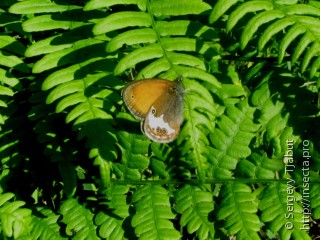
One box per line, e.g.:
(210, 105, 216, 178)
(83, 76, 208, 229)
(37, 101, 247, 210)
(122, 77, 185, 143)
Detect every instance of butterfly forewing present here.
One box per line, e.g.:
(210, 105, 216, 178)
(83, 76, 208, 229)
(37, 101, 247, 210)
(122, 79, 178, 119)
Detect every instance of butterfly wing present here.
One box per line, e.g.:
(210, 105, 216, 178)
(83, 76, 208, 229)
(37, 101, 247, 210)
(122, 79, 178, 119)
(143, 81, 184, 143)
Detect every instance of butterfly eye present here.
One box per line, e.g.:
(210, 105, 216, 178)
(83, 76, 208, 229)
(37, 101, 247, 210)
(151, 108, 156, 114)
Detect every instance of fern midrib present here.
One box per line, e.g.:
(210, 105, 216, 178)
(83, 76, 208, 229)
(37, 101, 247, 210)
(231, 183, 253, 238)
(146, 0, 178, 77)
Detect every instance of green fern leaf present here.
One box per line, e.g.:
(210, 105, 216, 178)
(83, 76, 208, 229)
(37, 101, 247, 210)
(0, 192, 32, 239)
(212, 0, 320, 76)
(115, 130, 150, 180)
(114, 38, 217, 76)
(32, 39, 104, 73)
(310, 56, 320, 77)
(9, 0, 80, 14)
(250, 68, 315, 157)
(85, 0, 147, 11)
(157, 20, 217, 38)
(0, 36, 28, 73)
(302, 41, 320, 72)
(149, 0, 211, 17)
(131, 185, 180, 240)
(0, 69, 21, 91)
(22, 15, 73, 32)
(259, 183, 311, 240)
(95, 213, 127, 240)
(209, 0, 239, 24)
(178, 79, 217, 180)
(31, 206, 66, 240)
(258, 18, 295, 51)
(241, 10, 285, 49)
(107, 28, 157, 52)
(237, 151, 284, 179)
(94, 11, 152, 35)
(60, 198, 99, 239)
(0, 51, 27, 73)
(278, 24, 305, 63)
(208, 99, 260, 178)
(150, 143, 176, 179)
(217, 183, 260, 239)
(95, 185, 130, 239)
(25, 24, 94, 57)
(0, 35, 25, 55)
(227, 1, 274, 31)
(41, 58, 106, 90)
(175, 185, 215, 239)
(114, 44, 163, 75)
(291, 32, 314, 64)
(310, 183, 320, 219)
(95, 2, 220, 84)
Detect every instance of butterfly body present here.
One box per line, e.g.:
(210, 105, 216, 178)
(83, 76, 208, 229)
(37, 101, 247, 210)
(122, 78, 184, 143)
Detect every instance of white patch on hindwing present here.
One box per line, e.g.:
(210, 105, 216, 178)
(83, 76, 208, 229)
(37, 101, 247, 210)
(146, 107, 175, 135)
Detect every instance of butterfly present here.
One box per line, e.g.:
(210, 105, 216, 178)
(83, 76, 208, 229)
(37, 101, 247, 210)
(122, 77, 185, 143)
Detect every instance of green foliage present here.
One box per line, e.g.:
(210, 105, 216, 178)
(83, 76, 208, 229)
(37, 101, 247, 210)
(31, 206, 66, 240)
(217, 183, 261, 239)
(0, 193, 32, 238)
(0, 0, 319, 239)
(174, 184, 215, 239)
(259, 183, 311, 240)
(60, 198, 99, 239)
(131, 185, 180, 239)
(210, 0, 320, 76)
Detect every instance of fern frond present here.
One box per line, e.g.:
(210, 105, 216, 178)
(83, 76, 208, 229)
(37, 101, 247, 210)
(131, 185, 180, 240)
(250, 68, 317, 158)
(12, 0, 121, 186)
(90, 0, 222, 182)
(32, 39, 104, 73)
(150, 143, 177, 179)
(237, 151, 284, 179)
(217, 183, 260, 239)
(93, 0, 219, 84)
(31, 206, 66, 240)
(60, 198, 99, 239)
(178, 78, 218, 180)
(95, 213, 127, 240)
(95, 185, 130, 239)
(208, 99, 260, 178)
(0, 68, 21, 128)
(115, 130, 150, 180)
(210, 0, 320, 76)
(175, 185, 215, 239)
(259, 183, 311, 240)
(25, 24, 94, 57)
(0, 35, 25, 127)
(0, 192, 32, 239)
